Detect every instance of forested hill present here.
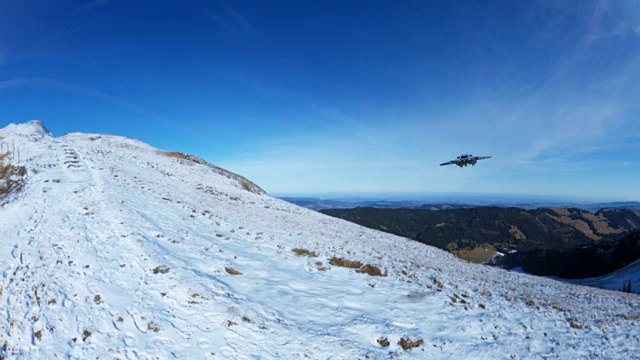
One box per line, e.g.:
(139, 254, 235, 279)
(321, 206, 640, 252)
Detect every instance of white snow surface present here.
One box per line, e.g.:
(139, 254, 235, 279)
(0, 122, 639, 359)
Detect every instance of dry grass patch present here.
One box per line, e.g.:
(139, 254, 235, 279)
(509, 225, 527, 240)
(569, 321, 583, 329)
(225, 267, 243, 275)
(147, 321, 161, 332)
(292, 248, 318, 257)
(0, 152, 27, 198)
(328, 257, 386, 276)
(433, 279, 444, 289)
(377, 337, 390, 347)
(452, 244, 497, 263)
(329, 257, 362, 269)
(546, 213, 601, 240)
(157, 150, 191, 160)
(356, 264, 387, 277)
(449, 293, 467, 305)
(551, 208, 571, 216)
(398, 337, 424, 350)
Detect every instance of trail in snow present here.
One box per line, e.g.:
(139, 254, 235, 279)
(0, 122, 638, 359)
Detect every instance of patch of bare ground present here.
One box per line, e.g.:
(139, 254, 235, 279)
(147, 321, 161, 332)
(452, 244, 497, 263)
(329, 257, 386, 276)
(0, 152, 27, 200)
(551, 208, 572, 216)
(377, 337, 390, 347)
(398, 337, 424, 350)
(356, 264, 387, 276)
(225, 267, 242, 275)
(291, 248, 318, 257)
(546, 213, 601, 240)
(508, 225, 526, 240)
(329, 257, 362, 269)
(573, 219, 600, 240)
(582, 213, 625, 235)
(569, 321, 583, 329)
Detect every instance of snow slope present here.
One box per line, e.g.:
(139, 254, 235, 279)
(0, 121, 639, 359)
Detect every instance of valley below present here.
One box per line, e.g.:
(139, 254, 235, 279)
(321, 206, 640, 293)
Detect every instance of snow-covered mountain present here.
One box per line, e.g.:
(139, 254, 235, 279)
(0, 120, 638, 359)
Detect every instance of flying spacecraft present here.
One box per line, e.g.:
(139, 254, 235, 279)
(440, 153, 492, 167)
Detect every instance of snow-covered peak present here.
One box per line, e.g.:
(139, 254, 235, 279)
(0, 120, 52, 138)
(0, 127, 638, 359)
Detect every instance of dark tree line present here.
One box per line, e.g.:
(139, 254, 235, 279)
(496, 231, 640, 279)
(620, 280, 634, 293)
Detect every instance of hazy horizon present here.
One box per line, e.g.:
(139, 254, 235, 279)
(273, 191, 633, 204)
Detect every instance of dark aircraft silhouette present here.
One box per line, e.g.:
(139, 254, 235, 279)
(440, 153, 492, 167)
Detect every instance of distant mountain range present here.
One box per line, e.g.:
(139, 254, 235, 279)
(321, 206, 640, 252)
(278, 197, 475, 211)
(280, 196, 640, 213)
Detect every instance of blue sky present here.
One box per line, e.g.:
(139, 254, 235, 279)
(1, 0, 639, 200)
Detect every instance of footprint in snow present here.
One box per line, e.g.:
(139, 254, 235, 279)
(123, 332, 137, 346)
(198, 338, 212, 349)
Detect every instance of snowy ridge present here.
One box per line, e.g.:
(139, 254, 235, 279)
(0, 121, 638, 359)
(0, 120, 51, 138)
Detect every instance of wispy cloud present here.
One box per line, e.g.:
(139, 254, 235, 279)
(204, 1, 253, 33)
(75, 0, 109, 12)
(204, 10, 233, 32)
